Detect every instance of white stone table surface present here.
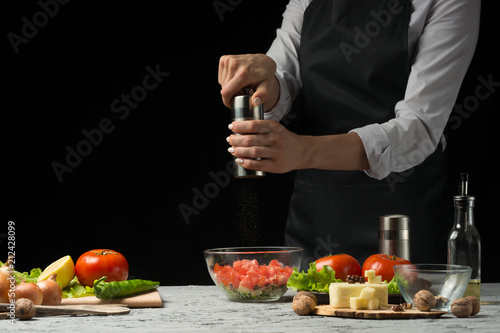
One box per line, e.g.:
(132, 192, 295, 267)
(3, 284, 499, 332)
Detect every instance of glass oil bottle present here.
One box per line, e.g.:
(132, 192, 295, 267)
(447, 173, 481, 299)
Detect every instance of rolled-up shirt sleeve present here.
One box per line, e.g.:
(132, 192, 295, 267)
(351, 0, 481, 179)
(265, 0, 308, 122)
(266, 0, 481, 180)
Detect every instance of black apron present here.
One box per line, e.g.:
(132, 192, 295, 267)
(284, 0, 452, 269)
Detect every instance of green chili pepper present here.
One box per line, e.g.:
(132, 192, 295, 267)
(93, 276, 160, 299)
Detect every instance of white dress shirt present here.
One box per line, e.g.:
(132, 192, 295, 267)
(265, 0, 481, 179)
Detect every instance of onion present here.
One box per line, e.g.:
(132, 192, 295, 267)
(0, 256, 14, 303)
(37, 273, 62, 305)
(14, 282, 43, 305)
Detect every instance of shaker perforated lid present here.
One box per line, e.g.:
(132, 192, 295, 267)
(379, 214, 410, 231)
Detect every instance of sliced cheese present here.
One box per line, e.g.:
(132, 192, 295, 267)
(366, 298, 379, 310)
(350, 297, 366, 310)
(329, 283, 388, 308)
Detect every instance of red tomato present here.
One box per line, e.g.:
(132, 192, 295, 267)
(315, 254, 362, 282)
(361, 254, 412, 282)
(75, 249, 129, 287)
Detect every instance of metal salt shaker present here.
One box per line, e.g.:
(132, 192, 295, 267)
(230, 88, 265, 178)
(378, 214, 411, 261)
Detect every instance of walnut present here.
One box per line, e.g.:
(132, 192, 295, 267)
(465, 296, 480, 316)
(413, 290, 436, 311)
(292, 291, 317, 315)
(451, 297, 473, 318)
(434, 295, 449, 308)
(15, 298, 36, 320)
(391, 304, 404, 312)
(401, 302, 413, 310)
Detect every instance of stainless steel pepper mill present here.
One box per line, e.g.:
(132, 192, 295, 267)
(231, 88, 265, 178)
(378, 214, 411, 261)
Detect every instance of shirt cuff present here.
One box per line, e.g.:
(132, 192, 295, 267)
(349, 124, 392, 180)
(264, 69, 293, 122)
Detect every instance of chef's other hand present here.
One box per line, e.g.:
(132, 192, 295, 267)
(227, 120, 307, 174)
(218, 54, 280, 112)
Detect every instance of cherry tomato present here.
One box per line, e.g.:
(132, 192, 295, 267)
(315, 254, 362, 282)
(75, 249, 129, 287)
(361, 254, 412, 282)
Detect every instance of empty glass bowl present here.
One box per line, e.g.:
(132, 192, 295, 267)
(394, 264, 472, 311)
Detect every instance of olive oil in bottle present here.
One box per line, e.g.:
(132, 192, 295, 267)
(447, 173, 481, 299)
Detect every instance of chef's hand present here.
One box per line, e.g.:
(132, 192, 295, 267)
(218, 54, 280, 112)
(227, 120, 371, 173)
(227, 120, 308, 174)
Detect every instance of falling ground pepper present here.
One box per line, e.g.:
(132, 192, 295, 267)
(234, 179, 263, 246)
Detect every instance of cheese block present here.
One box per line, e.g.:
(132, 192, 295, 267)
(365, 270, 376, 279)
(366, 298, 379, 310)
(359, 287, 375, 300)
(329, 283, 388, 308)
(365, 269, 382, 284)
(350, 297, 366, 310)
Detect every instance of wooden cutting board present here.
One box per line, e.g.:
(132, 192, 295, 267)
(61, 290, 162, 308)
(313, 305, 448, 319)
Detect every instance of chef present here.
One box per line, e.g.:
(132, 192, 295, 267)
(218, 0, 480, 267)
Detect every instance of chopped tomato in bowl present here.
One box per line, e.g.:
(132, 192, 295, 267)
(204, 247, 303, 302)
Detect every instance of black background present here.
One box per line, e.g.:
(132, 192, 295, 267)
(2, 0, 498, 285)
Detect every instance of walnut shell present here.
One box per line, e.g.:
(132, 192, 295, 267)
(451, 297, 472, 318)
(292, 291, 317, 315)
(466, 296, 480, 316)
(293, 291, 317, 305)
(15, 298, 36, 320)
(413, 290, 436, 311)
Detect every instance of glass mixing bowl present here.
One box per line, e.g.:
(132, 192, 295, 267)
(204, 246, 303, 302)
(394, 264, 472, 311)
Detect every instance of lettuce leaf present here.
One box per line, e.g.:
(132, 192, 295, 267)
(287, 262, 342, 293)
(386, 276, 401, 294)
(0, 260, 42, 284)
(62, 276, 94, 298)
(286, 260, 401, 294)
